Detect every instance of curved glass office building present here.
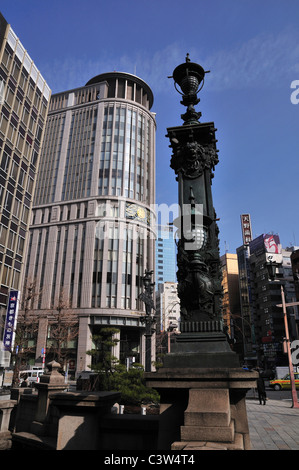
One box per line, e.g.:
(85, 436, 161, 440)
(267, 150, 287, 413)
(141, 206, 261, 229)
(24, 72, 156, 373)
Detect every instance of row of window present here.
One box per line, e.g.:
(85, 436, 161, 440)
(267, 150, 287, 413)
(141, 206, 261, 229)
(0, 41, 49, 299)
(99, 105, 151, 200)
(34, 114, 65, 204)
(25, 220, 150, 311)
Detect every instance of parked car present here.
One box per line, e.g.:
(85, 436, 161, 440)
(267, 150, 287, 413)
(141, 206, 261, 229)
(269, 373, 299, 391)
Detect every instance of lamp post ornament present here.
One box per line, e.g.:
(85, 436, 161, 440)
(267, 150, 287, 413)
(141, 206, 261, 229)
(139, 269, 156, 372)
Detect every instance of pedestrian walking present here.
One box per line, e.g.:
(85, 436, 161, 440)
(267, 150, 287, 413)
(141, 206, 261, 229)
(257, 375, 267, 405)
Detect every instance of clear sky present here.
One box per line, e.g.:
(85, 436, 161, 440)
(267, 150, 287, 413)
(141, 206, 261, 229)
(1, 0, 299, 255)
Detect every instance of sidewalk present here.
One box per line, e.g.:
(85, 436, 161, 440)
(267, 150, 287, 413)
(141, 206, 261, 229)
(246, 398, 299, 450)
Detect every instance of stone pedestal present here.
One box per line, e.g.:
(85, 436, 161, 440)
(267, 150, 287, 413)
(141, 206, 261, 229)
(50, 391, 121, 450)
(145, 367, 258, 450)
(0, 400, 17, 450)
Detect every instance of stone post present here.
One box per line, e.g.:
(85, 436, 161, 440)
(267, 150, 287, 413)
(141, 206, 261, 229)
(0, 400, 17, 450)
(30, 360, 66, 435)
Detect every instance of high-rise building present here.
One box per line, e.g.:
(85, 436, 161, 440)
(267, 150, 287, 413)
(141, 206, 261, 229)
(0, 13, 50, 366)
(155, 224, 176, 286)
(24, 71, 156, 372)
(236, 244, 256, 364)
(220, 253, 241, 343)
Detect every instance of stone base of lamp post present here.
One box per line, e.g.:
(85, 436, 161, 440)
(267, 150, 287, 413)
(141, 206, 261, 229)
(163, 330, 240, 368)
(145, 367, 258, 450)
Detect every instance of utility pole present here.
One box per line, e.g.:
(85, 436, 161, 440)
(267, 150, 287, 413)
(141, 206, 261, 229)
(277, 286, 299, 408)
(267, 261, 299, 408)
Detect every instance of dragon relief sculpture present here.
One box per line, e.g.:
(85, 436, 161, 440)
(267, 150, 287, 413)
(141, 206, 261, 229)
(176, 240, 215, 320)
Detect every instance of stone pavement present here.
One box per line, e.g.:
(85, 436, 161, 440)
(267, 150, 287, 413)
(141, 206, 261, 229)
(246, 398, 299, 450)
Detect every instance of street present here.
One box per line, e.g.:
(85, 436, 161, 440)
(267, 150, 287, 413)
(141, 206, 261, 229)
(247, 385, 299, 402)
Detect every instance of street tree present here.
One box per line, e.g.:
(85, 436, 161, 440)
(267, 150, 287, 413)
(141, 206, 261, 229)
(86, 327, 159, 406)
(11, 278, 41, 386)
(45, 288, 79, 371)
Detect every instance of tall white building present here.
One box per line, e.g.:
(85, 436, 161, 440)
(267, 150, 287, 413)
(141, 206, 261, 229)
(155, 225, 176, 286)
(23, 72, 156, 372)
(156, 282, 180, 332)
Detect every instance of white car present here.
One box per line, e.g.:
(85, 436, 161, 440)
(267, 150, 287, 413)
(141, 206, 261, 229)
(19, 369, 44, 386)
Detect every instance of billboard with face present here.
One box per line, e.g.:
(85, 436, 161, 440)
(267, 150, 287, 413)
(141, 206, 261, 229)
(263, 234, 281, 254)
(249, 233, 282, 256)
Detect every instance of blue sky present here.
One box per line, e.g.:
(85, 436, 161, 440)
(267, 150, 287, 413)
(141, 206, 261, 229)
(2, 0, 299, 255)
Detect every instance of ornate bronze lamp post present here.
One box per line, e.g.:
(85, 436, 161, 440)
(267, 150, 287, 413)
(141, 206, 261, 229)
(144, 56, 257, 450)
(164, 54, 239, 367)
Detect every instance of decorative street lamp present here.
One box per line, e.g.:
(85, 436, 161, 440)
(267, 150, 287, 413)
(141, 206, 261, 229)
(169, 53, 207, 125)
(139, 270, 156, 372)
(266, 262, 299, 408)
(144, 56, 257, 451)
(164, 54, 239, 368)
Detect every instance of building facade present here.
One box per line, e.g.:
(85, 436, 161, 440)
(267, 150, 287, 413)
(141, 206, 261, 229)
(23, 72, 156, 373)
(247, 235, 298, 368)
(291, 248, 299, 301)
(155, 281, 180, 356)
(236, 230, 299, 369)
(155, 281, 180, 333)
(0, 14, 50, 367)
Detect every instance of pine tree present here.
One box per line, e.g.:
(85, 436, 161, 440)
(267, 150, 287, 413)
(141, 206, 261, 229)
(86, 327, 159, 405)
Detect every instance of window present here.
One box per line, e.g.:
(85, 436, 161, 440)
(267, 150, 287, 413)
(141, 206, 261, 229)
(0, 226, 7, 246)
(0, 114, 9, 135)
(0, 150, 10, 171)
(2, 47, 12, 70)
(5, 86, 14, 108)
(10, 161, 19, 180)
(4, 191, 13, 212)
(7, 122, 17, 144)
(12, 198, 22, 220)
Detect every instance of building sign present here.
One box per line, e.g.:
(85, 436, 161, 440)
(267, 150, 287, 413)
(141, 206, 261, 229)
(240, 214, 252, 245)
(3, 290, 20, 351)
(125, 203, 151, 225)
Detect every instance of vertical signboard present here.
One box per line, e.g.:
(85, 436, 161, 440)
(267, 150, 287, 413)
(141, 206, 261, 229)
(3, 290, 20, 351)
(240, 214, 252, 245)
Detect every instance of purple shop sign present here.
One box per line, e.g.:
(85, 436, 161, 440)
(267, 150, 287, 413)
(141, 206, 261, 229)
(3, 290, 20, 351)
